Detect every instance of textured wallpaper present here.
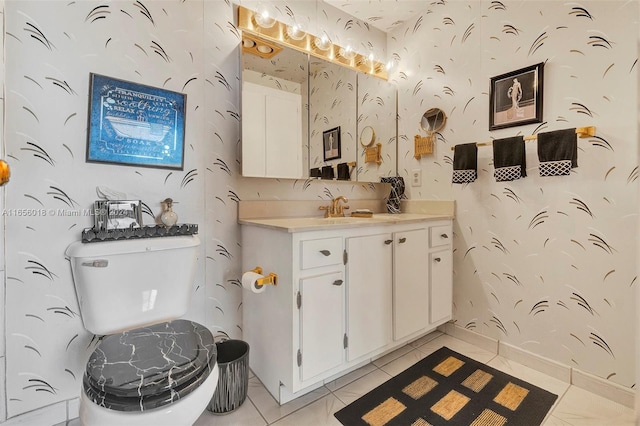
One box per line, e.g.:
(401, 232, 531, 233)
(4, 0, 636, 421)
(390, 1, 638, 388)
(2, 0, 388, 419)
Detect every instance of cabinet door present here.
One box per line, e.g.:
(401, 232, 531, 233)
(299, 272, 345, 381)
(430, 249, 453, 324)
(346, 233, 393, 361)
(393, 228, 430, 340)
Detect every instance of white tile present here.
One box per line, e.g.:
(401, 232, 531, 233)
(498, 342, 571, 383)
(549, 386, 635, 425)
(444, 322, 499, 354)
(408, 330, 443, 348)
(194, 399, 266, 426)
(4, 401, 66, 426)
(486, 356, 570, 402)
(325, 363, 378, 392)
(66, 398, 79, 422)
(270, 393, 345, 426)
(0, 357, 5, 422)
(247, 376, 329, 424)
(332, 368, 392, 406)
(377, 349, 427, 377)
(571, 368, 635, 409)
(372, 344, 414, 368)
(414, 334, 496, 364)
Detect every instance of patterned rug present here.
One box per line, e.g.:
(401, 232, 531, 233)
(334, 346, 558, 426)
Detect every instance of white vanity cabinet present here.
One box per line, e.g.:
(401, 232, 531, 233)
(429, 225, 454, 323)
(392, 228, 430, 340)
(241, 217, 452, 404)
(345, 233, 393, 361)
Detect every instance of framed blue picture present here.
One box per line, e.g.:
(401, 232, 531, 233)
(86, 73, 186, 170)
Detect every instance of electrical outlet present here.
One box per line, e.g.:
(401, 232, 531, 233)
(411, 169, 422, 187)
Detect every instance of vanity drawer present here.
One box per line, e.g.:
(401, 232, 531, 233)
(301, 237, 343, 270)
(430, 225, 452, 248)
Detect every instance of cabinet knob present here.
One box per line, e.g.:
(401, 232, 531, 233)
(440, 234, 449, 239)
(398, 237, 407, 244)
(319, 250, 331, 256)
(434, 257, 441, 263)
(332, 279, 343, 286)
(384, 239, 393, 245)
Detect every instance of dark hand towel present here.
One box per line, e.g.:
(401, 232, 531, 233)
(492, 136, 526, 182)
(537, 128, 577, 176)
(321, 165, 334, 180)
(452, 143, 478, 184)
(380, 176, 406, 214)
(337, 163, 350, 180)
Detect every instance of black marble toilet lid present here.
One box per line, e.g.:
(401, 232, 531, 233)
(83, 319, 217, 412)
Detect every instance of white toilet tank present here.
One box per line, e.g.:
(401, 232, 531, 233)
(65, 235, 200, 335)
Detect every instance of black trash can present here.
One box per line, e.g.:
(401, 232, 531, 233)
(208, 339, 250, 414)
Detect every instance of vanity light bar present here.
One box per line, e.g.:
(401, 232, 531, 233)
(237, 5, 389, 81)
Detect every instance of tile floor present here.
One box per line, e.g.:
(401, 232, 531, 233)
(194, 331, 636, 426)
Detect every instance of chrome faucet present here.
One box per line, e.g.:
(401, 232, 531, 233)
(319, 196, 350, 218)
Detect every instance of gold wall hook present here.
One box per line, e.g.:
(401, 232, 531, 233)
(0, 160, 10, 186)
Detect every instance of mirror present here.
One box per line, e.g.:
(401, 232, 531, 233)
(360, 126, 375, 147)
(241, 35, 309, 179)
(240, 34, 398, 182)
(356, 73, 397, 182)
(308, 57, 357, 180)
(421, 108, 447, 134)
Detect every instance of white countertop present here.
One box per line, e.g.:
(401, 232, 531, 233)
(238, 213, 452, 232)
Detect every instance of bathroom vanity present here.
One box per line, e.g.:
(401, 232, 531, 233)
(240, 212, 453, 404)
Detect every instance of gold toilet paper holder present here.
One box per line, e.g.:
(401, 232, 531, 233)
(251, 267, 278, 287)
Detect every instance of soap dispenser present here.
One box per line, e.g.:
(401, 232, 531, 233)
(160, 198, 178, 227)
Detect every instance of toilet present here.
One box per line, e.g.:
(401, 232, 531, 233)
(65, 235, 218, 426)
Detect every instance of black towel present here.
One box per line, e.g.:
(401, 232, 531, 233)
(310, 168, 321, 178)
(492, 136, 526, 182)
(337, 163, 350, 180)
(537, 128, 577, 176)
(321, 165, 334, 180)
(452, 143, 478, 184)
(380, 176, 406, 214)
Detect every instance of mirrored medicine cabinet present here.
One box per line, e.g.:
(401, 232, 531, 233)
(240, 33, 397, 183)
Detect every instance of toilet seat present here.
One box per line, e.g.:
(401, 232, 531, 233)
(83, 319, 216, 412)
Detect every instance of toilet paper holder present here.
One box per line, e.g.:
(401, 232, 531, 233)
(251, 267, 278, 287)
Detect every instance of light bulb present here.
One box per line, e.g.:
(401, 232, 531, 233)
(254, 8, 276, 28)
(286, 23, 306, 41)
(339, 44, 357, 60)
(314, 34, 331, 51)
(257, 44, 274, 54)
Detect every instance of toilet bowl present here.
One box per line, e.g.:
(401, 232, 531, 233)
(80, 319, 218, 426)
(66, 235, 217, 425)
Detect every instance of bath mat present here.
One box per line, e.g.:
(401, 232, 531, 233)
(334, 346, 557, 426)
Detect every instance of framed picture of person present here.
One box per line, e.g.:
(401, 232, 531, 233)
(323, 126, 341, 161)
(489, 63, 544, 131)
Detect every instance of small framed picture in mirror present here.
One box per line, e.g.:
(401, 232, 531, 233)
(323, 126, 341, 161)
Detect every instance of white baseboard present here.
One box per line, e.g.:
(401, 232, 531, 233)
(498, 341, 572, 384)
(445, 323, 634, 408)
(443, 322, 499, 354)
(572, 368, 635, 409)
(2, 402, 66, 426)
